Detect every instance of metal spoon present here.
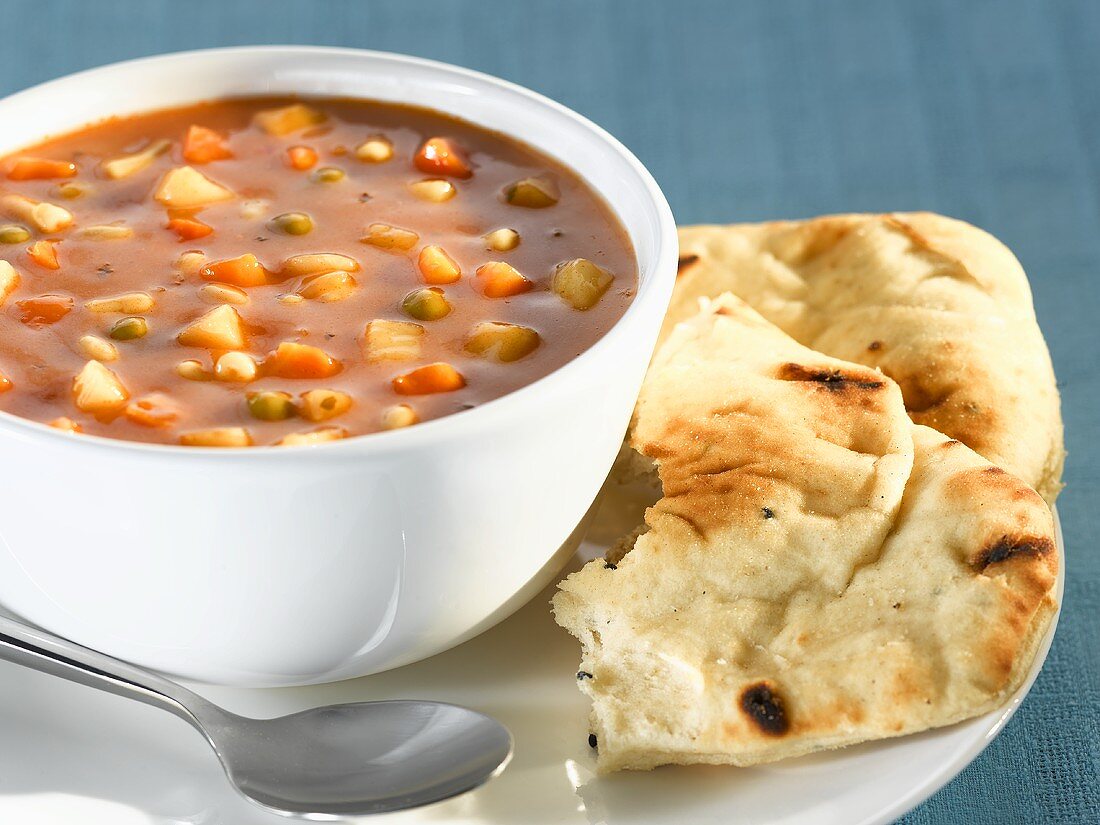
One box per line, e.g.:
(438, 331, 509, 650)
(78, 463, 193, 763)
(0, 613, 513, 818)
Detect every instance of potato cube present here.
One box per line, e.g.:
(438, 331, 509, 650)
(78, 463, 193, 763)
(154, 166, 235, 209)
(503, 176, 559, 208)
(102, 139, 170, 179)
(253, 104, 326, 136)
(464, 322, 541, 362)
(363, 320, 424, 362)
(179, 427, 253, 447)
(0, 260, 19, 306)
(276, 427, 348, 446)
(552, 258, 613, 310)
(300, 389, 353, 422)
(72, 360, 129, 415)
(177, 304, 246, 350)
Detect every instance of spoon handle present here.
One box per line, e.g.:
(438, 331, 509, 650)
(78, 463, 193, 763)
(0, 612, 219, 730)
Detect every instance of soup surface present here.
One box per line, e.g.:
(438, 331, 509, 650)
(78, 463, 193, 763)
(0, 97, 636, 446)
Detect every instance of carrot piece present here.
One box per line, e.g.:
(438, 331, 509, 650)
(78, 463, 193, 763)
(199, 253, 268, 287)
(392, 362, 466, 395)
(49, 417, 82, 432)
(475, 261, 532, 298)
(414, 137, 472, 179)
(167, 216, 214, 241)
(16, 294, 72, 326)
(7, 157, 78, 181)
(27, 240, 60, 270)
(417, 245, 462, 284)
(182, 125, 233, 164)
(287, 145, 319, 171)
(0, 370, 12, 393)
(265, 342, 342, 379)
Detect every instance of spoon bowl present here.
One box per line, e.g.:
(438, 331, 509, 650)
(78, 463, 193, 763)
(213, 701, 512, 817)
(0, 613, 512, 817)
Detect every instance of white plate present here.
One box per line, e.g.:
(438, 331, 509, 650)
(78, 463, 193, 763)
(0, 488, 1063, 825)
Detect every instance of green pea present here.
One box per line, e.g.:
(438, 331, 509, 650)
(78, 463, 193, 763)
(109, 316, 148, 341)
(57, 182, 88, 200)
(312, 167, 346, 184)
(268, 212, 314, 236)
(247, 391, 297, 421)
(0, 224, 30, 244)
(401, 287, 452, 322)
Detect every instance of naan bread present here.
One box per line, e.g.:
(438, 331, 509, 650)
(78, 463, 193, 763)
(554, 295, 1058, 771)
(673, 214, 1064, 503)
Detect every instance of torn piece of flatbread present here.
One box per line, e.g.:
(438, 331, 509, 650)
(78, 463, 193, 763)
(673, 214, 1064, 504)
(554, 295, 1058, 772)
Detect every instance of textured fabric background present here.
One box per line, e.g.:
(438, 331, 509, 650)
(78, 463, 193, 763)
(1, 1, 1097, 822)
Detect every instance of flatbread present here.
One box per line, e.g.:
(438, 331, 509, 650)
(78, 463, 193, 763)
(554, 295, 1058, 771)
(673, 213, 1064, 504)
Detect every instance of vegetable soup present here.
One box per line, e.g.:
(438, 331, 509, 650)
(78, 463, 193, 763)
(0, 97, 636, 446)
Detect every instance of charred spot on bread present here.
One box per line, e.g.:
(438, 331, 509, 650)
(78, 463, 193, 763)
(867, 340, 883, 351)
(677, 254, 700, 276)
(577, 670, 594, 680)
(588, 733, 598, 749)
(739, 682, 789, 736)
(762, 506, 775, 519)
(777, 363, 885, 392)
(972, 534, 1055, 571)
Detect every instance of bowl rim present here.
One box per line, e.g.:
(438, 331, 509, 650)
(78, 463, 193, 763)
(0, 45, 678, 459)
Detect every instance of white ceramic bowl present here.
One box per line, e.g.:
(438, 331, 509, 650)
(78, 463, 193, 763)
(0, 47, 676, 686)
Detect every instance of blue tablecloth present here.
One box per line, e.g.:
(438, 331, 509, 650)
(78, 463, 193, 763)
(2, 1, 1096, 821)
